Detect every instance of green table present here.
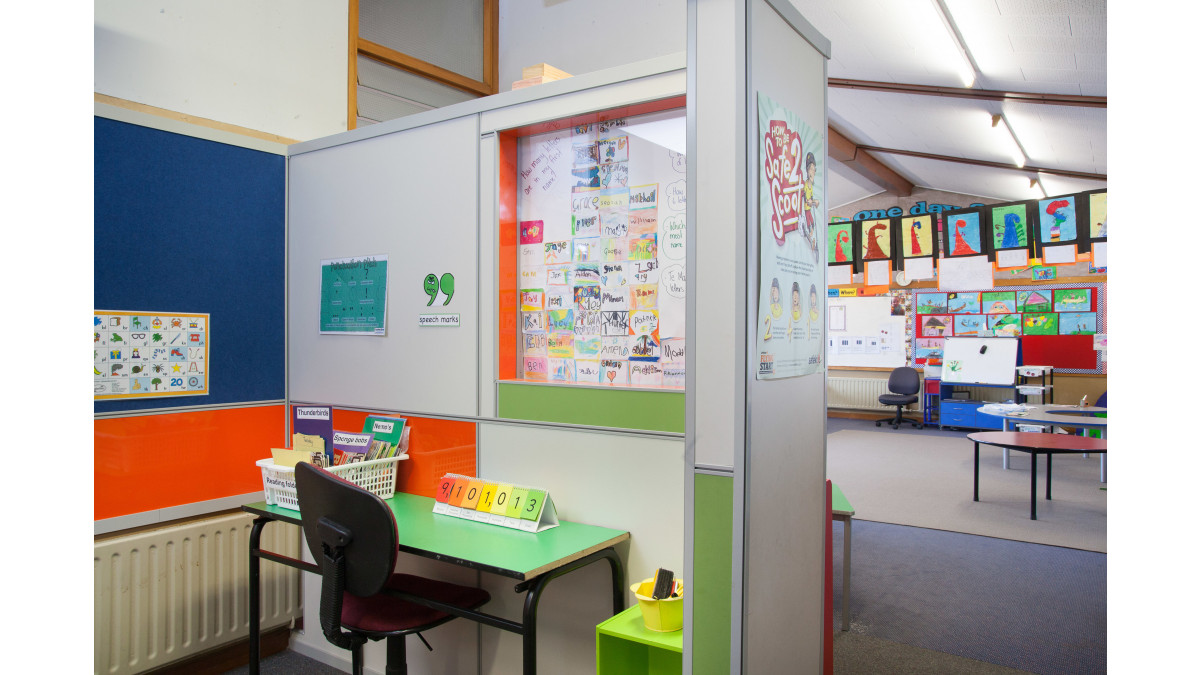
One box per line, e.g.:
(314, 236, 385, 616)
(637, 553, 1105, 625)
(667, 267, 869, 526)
(244, 492, 629, 675)
(596, 605, 682, 675)
(831, 482, 855, 632)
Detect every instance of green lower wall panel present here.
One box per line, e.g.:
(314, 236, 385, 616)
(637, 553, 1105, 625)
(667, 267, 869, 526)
(497, 383, 685, 432)
(693, 473, 733, 674)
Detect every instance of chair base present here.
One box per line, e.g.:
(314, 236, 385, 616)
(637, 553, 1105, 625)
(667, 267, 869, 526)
(875, 406, 923, 430)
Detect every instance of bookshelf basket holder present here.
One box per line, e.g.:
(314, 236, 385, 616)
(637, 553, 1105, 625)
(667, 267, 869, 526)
(256, 456, 403, 511)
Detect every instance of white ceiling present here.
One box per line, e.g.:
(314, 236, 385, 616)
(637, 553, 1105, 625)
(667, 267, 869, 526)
(790, 0, 1107, 208)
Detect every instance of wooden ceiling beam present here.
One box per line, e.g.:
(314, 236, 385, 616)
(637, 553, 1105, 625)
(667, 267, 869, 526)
(827, 126, 914, 196)
(828, 78, 1106, 108)
(858, 145, 1107, 181)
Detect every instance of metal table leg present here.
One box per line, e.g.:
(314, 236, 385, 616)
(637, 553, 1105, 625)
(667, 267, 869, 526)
(1002, 419, 1011, 469)
(841, 517, 851, 632)
(248, 517, 269, 675)
(973, 441, 980, 502)
(1030, 452, 1038, 520)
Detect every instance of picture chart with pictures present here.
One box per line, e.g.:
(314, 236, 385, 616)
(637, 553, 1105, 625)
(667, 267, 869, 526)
(95, 310, 209, 399)
(516, 108, 686, 388)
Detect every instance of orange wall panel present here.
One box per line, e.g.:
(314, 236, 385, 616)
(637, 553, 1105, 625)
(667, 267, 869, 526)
(95, 405, 286, 520)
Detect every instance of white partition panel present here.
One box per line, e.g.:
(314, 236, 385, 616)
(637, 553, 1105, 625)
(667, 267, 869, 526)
(477, 422, 684, 675)
(742, 1, 830, 672)
(288, 115, 481, 416)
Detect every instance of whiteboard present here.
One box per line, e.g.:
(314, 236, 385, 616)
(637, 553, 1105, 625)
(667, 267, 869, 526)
(941, 337, 1018, 385)
(826, 296, 905, 368)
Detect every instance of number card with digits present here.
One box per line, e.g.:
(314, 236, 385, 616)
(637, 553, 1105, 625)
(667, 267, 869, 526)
(433, 473, 560, 532)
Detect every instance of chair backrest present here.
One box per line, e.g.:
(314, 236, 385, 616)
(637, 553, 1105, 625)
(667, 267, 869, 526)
(1096, 391, 1107, 408)
(887, 366, 921, 396)
(295, 462, 398, 597)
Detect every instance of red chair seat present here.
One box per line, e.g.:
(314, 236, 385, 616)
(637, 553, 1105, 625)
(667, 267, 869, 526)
(341, 573, 490, 634)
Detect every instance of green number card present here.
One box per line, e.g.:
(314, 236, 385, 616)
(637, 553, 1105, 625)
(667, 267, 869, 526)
(432, 474, 559, 532)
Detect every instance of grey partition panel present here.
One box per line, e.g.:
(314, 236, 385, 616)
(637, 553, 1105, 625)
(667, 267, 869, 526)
(743, 1, 829, 672)
(288, 115, 480, 416)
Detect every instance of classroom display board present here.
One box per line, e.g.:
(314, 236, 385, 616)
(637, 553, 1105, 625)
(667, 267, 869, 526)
(513, 106, 686, 388)
(94, 311, 209, 399)
(825, 295, 906, 368)
(318, 255, 389, 334)
(941, 337, 1018, 385)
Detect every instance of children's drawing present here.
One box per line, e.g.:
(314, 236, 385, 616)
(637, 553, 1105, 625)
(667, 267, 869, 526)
(597, 136, 629, 164)
(573, 310, 601, 336)
(523, 357, 548, 382)
(601, 359, 628, 385)
(901, 215, 932, 257)
(601, 311, 629, 336)
(600, 210, 629, 237)
(544, 241, 570, 264)
(629, 210, 657, 236)
(988, 314, 1022, 337)
(946, 212, 982, 256)
(1053, 288, 1092, 312)
(547, 268, 568, 286)
(573, 264, 600, 284)
(523, 333, 548, 356)
(575, 359, 601, 383)
(547, 332, 574, 358)
(520, 289, 544, 311)
(921, 315, 953, 337)
(828, 223, 852, 263)
(601, 287, 629, 311)
(547, 308, 574, 332)
(630, 310, 659, 336)
(1089, 192, 1107, 238)
(1038, 196, 1077, 243)
(573, 142, 598, 166)
(600, 336, 630, 359)
(661, 338, 685, 365)
(573, 237, 600, 262)
(1022, 313, 1058, 335)
(575, 336, 601, 357)
(1058, 312, 1097, 335)
(860, 218, 891, 260)
(947, 292, 980, 314)
(1018, 290, 1052, 313)
(599, 162, 629, 188)
(1031, 266, 1057, 281)
(629, 334, 660, 361)
(522, 311, 546, 334)
(629, 184, 658, 210)
(571, 165, 600, 188)
(602, 237, 628, 262)
(629, 361, 664, 386)
(520, 220, 544, 245)
(663, 367, 685, 388)
(601, 263, 627, 287)
(548, 357, 574, 381)
(991, 204, 1027, 249)
(630, 284, 658, 310)
(629, 234, 657, 260)
(916, 293, 948, 314)
(953, 314, 984, 336)
(914, 338, 944, 365)
(545, 290, 571, 311)
(980, 291, 1016, 314)
(574, 284, 601, 310)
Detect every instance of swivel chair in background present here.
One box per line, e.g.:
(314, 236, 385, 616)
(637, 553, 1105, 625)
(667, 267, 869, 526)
(876, 366, 924, 430)
(295, 462, 490, 675)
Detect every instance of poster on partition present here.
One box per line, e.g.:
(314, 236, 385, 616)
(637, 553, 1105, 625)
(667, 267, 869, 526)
(319, 255, 389, 335)
(95, 311, 209, 399)
(755, 92, 824, 379)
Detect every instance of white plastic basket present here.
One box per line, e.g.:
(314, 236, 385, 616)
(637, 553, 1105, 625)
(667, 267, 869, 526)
(256, 456, 404, 511)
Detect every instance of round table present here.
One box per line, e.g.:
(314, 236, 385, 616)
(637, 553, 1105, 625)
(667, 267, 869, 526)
(968, 431, 1107, 520)
(978, 405, 1107, 482)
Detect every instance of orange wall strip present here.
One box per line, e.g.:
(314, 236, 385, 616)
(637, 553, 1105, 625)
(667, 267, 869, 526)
(329, 408, 477, 499)
(95, 405, 287, 521)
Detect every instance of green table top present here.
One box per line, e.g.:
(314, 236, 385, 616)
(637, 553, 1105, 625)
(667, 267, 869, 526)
(244, 492, 629, 581)
(831, 482, 854, 517)
(597, 605, 683, 652)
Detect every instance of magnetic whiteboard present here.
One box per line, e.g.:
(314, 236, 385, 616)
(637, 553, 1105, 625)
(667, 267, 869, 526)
(941, 337, 1018, 385)
(826, 296, 905, 368)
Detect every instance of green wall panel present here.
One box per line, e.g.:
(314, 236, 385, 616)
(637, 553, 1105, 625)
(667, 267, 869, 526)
(497, 383, 684, 432)
(693, 473, 733, 674)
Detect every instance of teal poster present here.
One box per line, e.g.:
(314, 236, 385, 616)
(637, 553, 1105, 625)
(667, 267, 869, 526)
(755, 92, 824, 379)
(319, 255, 389, 335)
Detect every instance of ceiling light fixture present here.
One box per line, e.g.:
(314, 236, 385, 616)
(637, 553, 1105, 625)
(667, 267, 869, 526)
(931, 0, 977, 88)
(991, 113, 1027, 168)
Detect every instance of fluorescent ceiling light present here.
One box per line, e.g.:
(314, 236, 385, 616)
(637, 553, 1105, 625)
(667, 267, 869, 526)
(930, 0, 976, 87)
(991, 113, 1026, 168)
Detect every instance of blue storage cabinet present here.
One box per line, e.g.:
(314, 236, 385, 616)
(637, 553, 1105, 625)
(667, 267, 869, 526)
(938, 400, 1004, 430)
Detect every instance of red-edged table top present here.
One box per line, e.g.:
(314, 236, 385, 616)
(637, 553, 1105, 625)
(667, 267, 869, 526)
(967, 431, 1107, 451)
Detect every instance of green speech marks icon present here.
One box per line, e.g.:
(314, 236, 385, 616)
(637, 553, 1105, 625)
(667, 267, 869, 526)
(424, 272, 457, 306)
(439, 273, 455, 306)
(424, 273, 440, 306)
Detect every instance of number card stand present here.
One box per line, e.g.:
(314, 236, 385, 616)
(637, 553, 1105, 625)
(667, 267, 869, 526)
(433, 473, 560, 532)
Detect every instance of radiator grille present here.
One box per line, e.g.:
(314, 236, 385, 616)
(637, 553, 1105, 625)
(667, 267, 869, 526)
(94, 512, 302, 674)
(827, 376, 923, 411)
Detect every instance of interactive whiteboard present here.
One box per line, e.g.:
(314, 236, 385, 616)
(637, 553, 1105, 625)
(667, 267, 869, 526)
(941, 337, 1018, 385)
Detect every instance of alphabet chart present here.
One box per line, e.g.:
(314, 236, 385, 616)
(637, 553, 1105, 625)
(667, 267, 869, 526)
(94, 311, 210, 399)
(433, 473, 560, 532)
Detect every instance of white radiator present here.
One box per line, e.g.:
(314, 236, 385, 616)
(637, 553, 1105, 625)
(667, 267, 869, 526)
(828, 376, 922, 411)
(95, 511, 303, 674)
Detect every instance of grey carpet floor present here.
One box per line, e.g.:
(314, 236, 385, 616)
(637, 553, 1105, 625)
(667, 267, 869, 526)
(827, 426, 1106, 552)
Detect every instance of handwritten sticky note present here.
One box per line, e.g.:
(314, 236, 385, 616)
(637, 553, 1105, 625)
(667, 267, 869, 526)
(521, 489, 547, 521)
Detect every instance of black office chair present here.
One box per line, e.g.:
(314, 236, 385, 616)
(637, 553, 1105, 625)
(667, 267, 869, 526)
(875, 366, 924, 430)
(295, 462, 490, 675)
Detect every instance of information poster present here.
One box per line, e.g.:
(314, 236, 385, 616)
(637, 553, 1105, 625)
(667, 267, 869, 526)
(319, 255, 389, 335)
(756, 92, 825, 379)
(94, 311, 209, 399)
